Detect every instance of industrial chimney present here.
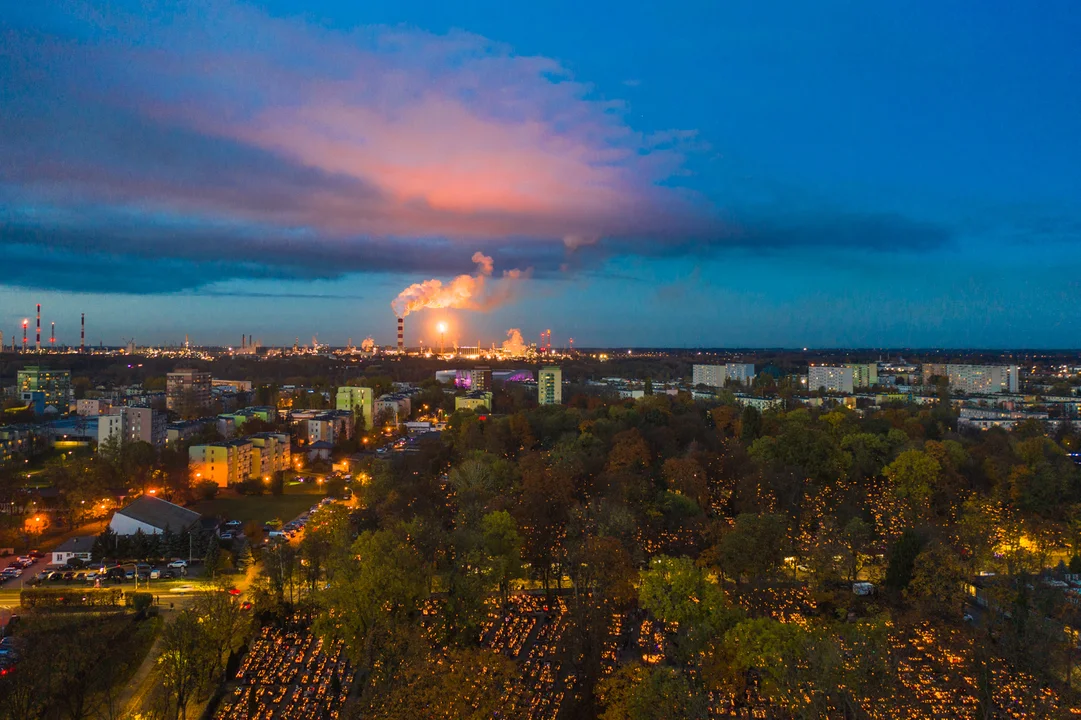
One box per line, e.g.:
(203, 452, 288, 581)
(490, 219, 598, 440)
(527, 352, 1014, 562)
(35, 304, 41, 352)
(22, 319, 28, 352)
(397, 316, 404, 353)
(80, 313, 85, 353)
(50, 322, 55, 348)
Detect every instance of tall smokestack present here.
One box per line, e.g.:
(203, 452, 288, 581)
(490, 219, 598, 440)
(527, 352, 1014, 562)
(35, 304, 40, 351)
(50, 322, 55, 347)
(81, 313, 85, 353)
(397, 316, 404, 353)
(241, 334, 246, 349)
(22, 319, 28, 352)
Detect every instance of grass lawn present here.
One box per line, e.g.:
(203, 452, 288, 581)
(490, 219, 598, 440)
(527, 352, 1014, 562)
(190, 482, 326, 526)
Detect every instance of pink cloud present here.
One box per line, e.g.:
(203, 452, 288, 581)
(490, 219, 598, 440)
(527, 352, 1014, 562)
(8, 1, 715, 246)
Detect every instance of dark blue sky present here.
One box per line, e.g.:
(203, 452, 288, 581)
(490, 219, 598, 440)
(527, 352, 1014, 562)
(2, 1, 1079, 348)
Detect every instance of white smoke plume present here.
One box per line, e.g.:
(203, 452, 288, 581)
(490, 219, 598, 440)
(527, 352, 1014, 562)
(501, 328, 527, 356)
(360, 336, 375, 352)
(391, 251, 527, 318)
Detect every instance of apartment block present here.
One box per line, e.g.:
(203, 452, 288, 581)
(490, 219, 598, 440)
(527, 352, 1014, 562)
(188, 438, 253, 487)
(808, 366, 855, 394)
(538, 366, 562, 405)
(166, 368, 212, 413)
(336, 386, 374, 429)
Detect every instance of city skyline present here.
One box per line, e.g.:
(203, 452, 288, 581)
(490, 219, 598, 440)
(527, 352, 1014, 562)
(3, 1, 1080, 347)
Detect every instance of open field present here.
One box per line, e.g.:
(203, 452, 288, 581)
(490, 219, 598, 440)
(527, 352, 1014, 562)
(190, 482, 326, 525)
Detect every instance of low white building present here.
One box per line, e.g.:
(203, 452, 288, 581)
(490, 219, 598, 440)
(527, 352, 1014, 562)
(51, 536, 95, 566)
(734, 395, 783, 412)
(109, 495, 201, 536)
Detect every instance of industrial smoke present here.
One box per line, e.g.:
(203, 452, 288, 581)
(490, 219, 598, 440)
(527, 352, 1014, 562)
(360, 336, 375, 352)
(391, 251, 527, 318)
(501, 329, 527, 355)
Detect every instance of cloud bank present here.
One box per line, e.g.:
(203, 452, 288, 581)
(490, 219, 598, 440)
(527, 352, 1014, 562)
(0, 1, 953, 294)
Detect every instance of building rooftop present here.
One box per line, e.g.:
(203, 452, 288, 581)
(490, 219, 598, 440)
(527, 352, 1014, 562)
(115, 495, 201, 532)
(53, 535, 96, 554)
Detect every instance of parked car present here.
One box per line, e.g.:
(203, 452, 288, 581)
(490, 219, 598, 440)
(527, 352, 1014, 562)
(219, 532, 234, 541)
(28, 550, 44, 559)
(167, 559, 188, 569)
(161, 569, 176, 579)
(48, 572, 63, 581)
(63, 571, 75, 580)
(149, 569, 160, 579)
(85, 572, 99, 581)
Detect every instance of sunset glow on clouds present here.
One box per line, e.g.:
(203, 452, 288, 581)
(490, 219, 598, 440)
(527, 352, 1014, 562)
(0, 0, 711, 288)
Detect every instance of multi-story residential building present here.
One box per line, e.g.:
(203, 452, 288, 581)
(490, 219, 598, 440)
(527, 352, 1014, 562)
(375, 394, 412, 421)
(945, 364, 1019, 394)
(846, 363, 879, 389)
(291, 409, 355, 443)
(0, 425, 38, 465)
(455, 391, 494, 412)
(118, 406, 167, 447)
(808, 366, 855, 394)
(218, 406, 277, 431)
(307, 418, 336, 444)
(538, 366, 562, 405)
(97, 413, 124, 445)
(692, 364, 727, 388)
(922, 363, 948, 385)
(166, 418, 216, 446)
(693, 363, 756, 388)
(76, 399, 112, 416)
(188, 438, 253, 487)
(249, 432, 292, 478)
(166, 368, 212, 413)
(726, 363, 756, 386)
(17, 366, 72, 412)
(336, 386, 374, 429)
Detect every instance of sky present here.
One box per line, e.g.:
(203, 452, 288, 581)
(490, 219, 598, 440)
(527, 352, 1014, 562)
(1, 0, 1080, 348)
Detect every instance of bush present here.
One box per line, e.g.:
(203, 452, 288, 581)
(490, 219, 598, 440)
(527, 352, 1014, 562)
(196, 480, 220, 501)
(235, 479, 265, 496)
(1069, 555, 1081, 574)
(129, 591, 154, 613)
(21, 587, 124, 609)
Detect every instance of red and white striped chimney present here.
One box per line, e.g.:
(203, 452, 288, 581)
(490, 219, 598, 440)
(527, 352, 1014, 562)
(35, 304, 41, 351)
(397, 316, 404, 352)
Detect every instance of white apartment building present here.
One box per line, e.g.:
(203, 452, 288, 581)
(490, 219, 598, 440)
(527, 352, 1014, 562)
(538, 367, 563, 405)
(693, 363, 756, 388)
(726, 363, 756, 385)
(808, 366, 855, 394)
(946, 364, 1019, 394)
(692, 364, 727, 388)
(846, 363, 879, 389)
